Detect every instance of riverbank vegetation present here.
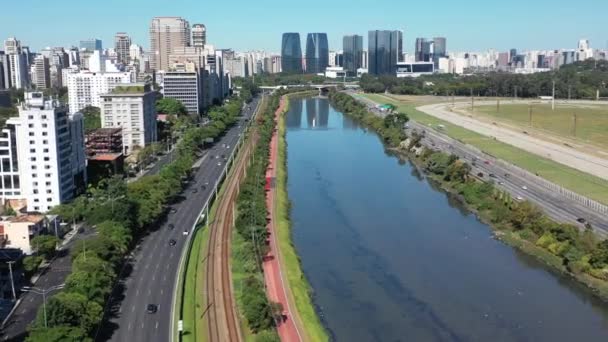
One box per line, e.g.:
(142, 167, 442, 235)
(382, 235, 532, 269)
(328, 89, 608, 301)
(26, 94, 252, 341)
(276, 94, 329, 342)
(360, 60, 608, 99)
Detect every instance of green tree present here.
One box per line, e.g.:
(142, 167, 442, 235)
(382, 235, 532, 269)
(31, 235, 60, 260)
(35, 292, 102, 334)
(156, 98, 188, 115)
(23, 255, 43, 274)
(509, 201, 543, 230)
(254, 330, 281, 342)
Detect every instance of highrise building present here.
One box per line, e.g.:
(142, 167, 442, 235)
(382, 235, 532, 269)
(66, 71, 133, 113)
(3, 37, 29, 89)
(7, 92, 86, 212)
(31, 55, 51, 89)
(79, 38, 102, 52)
(129, 44, 143, 62)
(415, 38, 431, 62)
(433, 37, 447, 62)
(99, 83, 157, 155)
(281, 33, 303, 73)
(343, 35, 363, 75)
(162, 63, 203, 115)
(368, 30, 403, 75)
(578, 39, 590, 50)
(114, 32, 132, 64)
(149, 17, 191, 71)
(192, 24, 207, 47)
(305, 33, 329, 74)
(0, 123, 21, 199)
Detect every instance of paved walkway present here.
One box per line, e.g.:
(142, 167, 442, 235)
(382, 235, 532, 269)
(263, 97, 304, 342)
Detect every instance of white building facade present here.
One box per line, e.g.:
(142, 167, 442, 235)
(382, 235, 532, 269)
(7, 92, 86, 212)
(100, 84, 157, 155)
(66, 71, 133, 113)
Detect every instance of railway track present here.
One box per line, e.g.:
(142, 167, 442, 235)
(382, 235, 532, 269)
(205, 131, 258, 342)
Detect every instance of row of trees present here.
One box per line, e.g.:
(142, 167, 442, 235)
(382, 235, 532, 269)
(360, 60, 608, 99)
(330, 89, 608, 296)
(26, 94, 252, 341)
(328, 90, 409, 146)
(231, 91, 291, 341)
(233, 73, 326, 87)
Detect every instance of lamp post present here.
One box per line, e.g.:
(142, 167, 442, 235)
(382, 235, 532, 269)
(21, 284, 65, 328)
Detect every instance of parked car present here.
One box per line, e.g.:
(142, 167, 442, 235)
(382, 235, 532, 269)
(522, 185, 528, 190)
(169, 239, 177, 246)
(577, 218, 587, 224)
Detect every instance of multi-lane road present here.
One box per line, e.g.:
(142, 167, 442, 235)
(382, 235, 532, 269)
(354, 93, 608, 236)
(99, 96, 261, 342)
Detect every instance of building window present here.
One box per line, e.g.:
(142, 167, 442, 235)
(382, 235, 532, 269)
(46, 190, 52, 194)
(30, 140, 35, 145)
(47, 198, 52, 202)
(32, 173, 37, 178)
(42, 132, 48, 136)
(28, 124, 34, 128)
(45, 173, 51, 178)
(30, 157, 36, 162)
(45, 182, 51, 186)
(33, 190, 38, 194)
(28, 115, 33, 119)
(43, 140, 48, 144)
(44, 157, 50, 161)
(41, 115, 47, 119)
(42, 124, 47, 128)
(31, 165, 37, 170)
(33, 182, 38, 186)
(34, 206, 39, 211)
(30, 149, 36, 153)
(28, 132, 34, 136)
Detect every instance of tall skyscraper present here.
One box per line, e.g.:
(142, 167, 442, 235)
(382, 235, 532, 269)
(192, 24, 207, 47)
(343, 35, 363, 74)
(432, 37, 447, 67)
(4, 37, 29, 89)
(114, 32, 132, 64)
(149, 17, 191, 71)
(32, 55, 50, 89)
(415, 38, 432, 62)
(281, 33, 303, 73)
(79, 38, 102, 52)
(305, 33, 329, 74)
(368, 30, 403, 75)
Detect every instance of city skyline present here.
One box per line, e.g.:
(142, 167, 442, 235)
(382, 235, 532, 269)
(0, 0, 606, 53)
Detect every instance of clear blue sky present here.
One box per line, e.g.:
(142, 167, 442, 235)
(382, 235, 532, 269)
(1, 0, 606, 53)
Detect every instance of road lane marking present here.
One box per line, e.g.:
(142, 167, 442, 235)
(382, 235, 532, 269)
(155, 321, 159, 329)
(128, 323, 132, 331)
(132, 306, 136, 313)
(152, 275, 156, 281)
(160, 289, 164, 295)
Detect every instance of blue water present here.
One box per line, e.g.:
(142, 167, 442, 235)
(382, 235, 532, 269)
(286, 97, 608, 342)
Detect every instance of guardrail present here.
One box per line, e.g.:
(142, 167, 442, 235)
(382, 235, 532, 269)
(350, 92, 608, 216)
(171, 96, 262, 342)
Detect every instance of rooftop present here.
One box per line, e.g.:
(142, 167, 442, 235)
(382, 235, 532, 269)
(9, 214, 45, 224)
(110, 83, 149, 94)
(89, 153, 123, 162)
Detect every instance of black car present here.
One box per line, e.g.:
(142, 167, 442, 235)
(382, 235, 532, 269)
(489, 174, 497, 178)
(170, 208, 177, 214)
(169, 239, 177, 246)
(577, 218, 587, 224)
(168, 224, 175, 230)
(192, 188, 198, 194)
(147, 304, 158, 314)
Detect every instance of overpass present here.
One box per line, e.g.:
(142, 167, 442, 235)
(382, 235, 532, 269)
(258, 83, 359, 93)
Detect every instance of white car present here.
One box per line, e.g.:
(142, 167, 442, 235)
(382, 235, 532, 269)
(516, 196, 524, 201)
(521, 185, 528, 190)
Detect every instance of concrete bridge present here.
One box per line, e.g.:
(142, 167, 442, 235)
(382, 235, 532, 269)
(259, 83, 359, 94)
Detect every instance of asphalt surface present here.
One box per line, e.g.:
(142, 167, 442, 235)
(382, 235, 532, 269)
(1, 228, 97, 341)
(353, 93, 608, 236)
(99, 96, 260, 342)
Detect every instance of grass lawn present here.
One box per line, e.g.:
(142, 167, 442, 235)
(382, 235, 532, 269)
(474, 103, 608, 150)
(181, 223, 209, 342)
(361, 93, 608, 205)
(277, 96, 329, 342)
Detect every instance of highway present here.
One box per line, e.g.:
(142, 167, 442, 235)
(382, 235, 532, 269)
(353, 93, 608, 236)
(98, 96, 261, 342)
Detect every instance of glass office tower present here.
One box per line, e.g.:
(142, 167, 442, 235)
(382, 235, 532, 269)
(305, 33, 329, 74)
(281, 33, 303, 73)
(368, 30, 403, 75)
(343, 35, 363, 75)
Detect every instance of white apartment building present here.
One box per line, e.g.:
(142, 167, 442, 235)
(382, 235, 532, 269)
(7, 92, 86, 212)
(66, 71, 133, 114)
(100, 83, 157, 155)
(0, 124, 22, 200)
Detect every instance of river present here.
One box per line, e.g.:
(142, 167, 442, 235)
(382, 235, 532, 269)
(285, 96, 608, 342)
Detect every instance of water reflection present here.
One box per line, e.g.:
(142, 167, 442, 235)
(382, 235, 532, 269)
(286, 97, 608, 342)
(286, 100, 303, 129)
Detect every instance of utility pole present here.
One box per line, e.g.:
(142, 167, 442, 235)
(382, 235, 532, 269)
(552, 80, 556, 111)
(21, 284, 65, 328)
(573, 113, 578, 137)
(514, 86, 517, 99)
(568, 85, 572, 101)
(528, 103, 532, 127)
(7, 261, 16, 301)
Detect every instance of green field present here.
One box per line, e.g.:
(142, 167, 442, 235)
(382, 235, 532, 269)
(474, 103, 608, 149)
(277, 96, 329, 342)
(361, 93, 608, 205)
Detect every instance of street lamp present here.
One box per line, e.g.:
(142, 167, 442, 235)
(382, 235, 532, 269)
(21, 284, 65, 328)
